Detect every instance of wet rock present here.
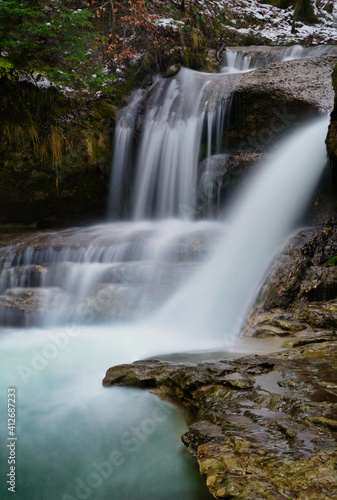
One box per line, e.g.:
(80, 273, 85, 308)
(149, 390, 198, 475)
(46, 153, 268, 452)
(294, 299, 337, 329)
(0, 287, 64, 326)
(165, 63, 181, 77)
(196, 151, 268, 215)
(263, 224, 337, 311)
(242, 306, 310, 338)
(305, 416, 337, 430)
(241, 223, 337, 340)
(0, 264, 48, 292)
(0, 282, 144, 326)
(103, 340, 337, 499)
(300, 265, 337, 301)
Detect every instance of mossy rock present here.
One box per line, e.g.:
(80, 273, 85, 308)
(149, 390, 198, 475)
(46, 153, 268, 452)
(0, 77, 116, 225)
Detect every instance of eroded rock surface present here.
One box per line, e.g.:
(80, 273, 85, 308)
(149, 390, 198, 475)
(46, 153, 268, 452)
(103, 340, 337, 499)
(236, 56, 337, 115)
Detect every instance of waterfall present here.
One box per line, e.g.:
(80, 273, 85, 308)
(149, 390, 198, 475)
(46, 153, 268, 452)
(0, 54, 331, 499)
(109, 45, 336, 220)
(221, 44, 337, 73)
(156, 118, 329, 342)
(108, 67, 238, 220)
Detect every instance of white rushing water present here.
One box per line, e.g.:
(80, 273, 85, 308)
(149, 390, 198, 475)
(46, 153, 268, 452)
(108, 67, 237, 220)
(221, 44, 337, 73)
(0, 220, 223, 326)
(156, 117, 329, 342)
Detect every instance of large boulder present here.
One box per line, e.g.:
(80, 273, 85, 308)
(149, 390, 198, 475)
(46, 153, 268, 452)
(228, 56, 337, 149)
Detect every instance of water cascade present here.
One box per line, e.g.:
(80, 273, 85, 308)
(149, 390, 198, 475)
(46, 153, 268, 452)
(0, 53, 331, 499)
(221, 44, 337, 73)
(157, 118, 329, 342)
(109, 67, 238, 219)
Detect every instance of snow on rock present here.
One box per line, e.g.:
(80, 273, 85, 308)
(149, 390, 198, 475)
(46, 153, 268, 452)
(218, 0, 336, 44)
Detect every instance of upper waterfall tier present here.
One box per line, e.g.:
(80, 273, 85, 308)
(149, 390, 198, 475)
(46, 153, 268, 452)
(109, 68, 239, 220)
(221, 44, 337, 73)
(108, 47, 336, 222)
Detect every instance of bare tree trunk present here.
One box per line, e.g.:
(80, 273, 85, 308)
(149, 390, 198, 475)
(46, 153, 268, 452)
(291, 0, 300, 33)
(110, 0, 116, 39)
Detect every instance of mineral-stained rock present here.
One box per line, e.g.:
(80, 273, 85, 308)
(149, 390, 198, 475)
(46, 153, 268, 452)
(103, 340, 337, 499)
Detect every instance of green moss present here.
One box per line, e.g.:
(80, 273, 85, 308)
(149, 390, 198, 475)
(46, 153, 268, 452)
(325, 256, 337, 267)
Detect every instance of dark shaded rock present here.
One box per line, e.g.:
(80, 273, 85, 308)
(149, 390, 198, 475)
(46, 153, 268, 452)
(294, 299, 337, 329)
(196, 151, 268, 215)
(241, 223, 337, 341)
(0, 78, 114, 225)
(327, 61, 337, 191)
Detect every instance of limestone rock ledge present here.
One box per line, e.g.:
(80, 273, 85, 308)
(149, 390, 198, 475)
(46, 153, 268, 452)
(103, 340, 337, 499)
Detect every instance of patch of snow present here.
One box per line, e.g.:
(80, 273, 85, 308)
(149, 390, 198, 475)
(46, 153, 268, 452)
(156, 18, 184, 30)
(218, 0, 337, 44)
(35, 76, 52, 88)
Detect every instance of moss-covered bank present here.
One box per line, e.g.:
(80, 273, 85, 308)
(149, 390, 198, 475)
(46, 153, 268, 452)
(0, 76, 117, 226)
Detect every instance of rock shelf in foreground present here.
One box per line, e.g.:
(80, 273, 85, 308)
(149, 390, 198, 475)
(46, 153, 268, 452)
(103, 339, 337, 499)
